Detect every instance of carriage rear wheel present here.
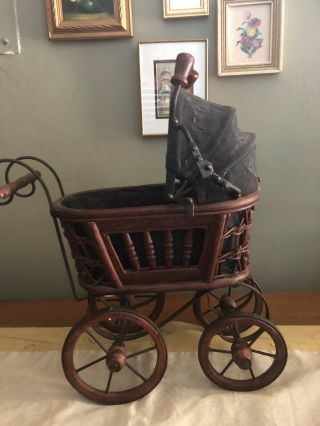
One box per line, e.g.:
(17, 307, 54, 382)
(193, 277, 269, 338)
(88, 293, 165, 340)
(62, 308, 167, 404)
(198, 313, 287, 391)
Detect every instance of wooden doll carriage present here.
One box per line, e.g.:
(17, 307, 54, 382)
(0, 53, 287, 405)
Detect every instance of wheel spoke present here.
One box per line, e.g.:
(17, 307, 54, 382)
(232, 325, 240, 339)
(235, 292, 251, 303)
(86, 330, 109, 354)
(249, 368, 255, 379)
(127, 346, 156, 359)
(207, 292, 221, 303)
(105, 371, 113, 393)
(118, 320, 130, 341)
(202, 306, 220, 316)
(76, 354, 108, 373)
(220, 359, 234, 376)
(208, 348, 232, 354)
(251, 348, 276, 358)
(249, 330, 265, 347)
(125, 362, 147, 382)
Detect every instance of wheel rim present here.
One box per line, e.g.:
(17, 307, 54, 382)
(198, 313, 287, 391)
(62, 308, 167, 404)
(193, 278, 267, 335)
(88, 293, 165, 340)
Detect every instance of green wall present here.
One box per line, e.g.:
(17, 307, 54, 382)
(1, 0, 319, 299)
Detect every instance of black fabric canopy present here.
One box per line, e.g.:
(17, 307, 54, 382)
(166, 89, 258, 204)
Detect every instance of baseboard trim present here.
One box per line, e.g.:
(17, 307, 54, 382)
(0, 291, 319, 327)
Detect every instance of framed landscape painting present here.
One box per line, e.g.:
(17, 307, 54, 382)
(45, 0, 132, 40)
(218, 0, 284, 76)
(139, 40, 208, 136)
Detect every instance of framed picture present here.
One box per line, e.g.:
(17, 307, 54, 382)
(139, 40, 208, 136)
(163, 0, 209, 19)
(218, 0, 284, 76)
(45, 0, 132, 40)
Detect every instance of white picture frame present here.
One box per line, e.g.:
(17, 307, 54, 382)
(138, 39, 208, 136)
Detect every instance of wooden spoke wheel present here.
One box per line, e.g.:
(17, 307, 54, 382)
(193, 278, 268, 339)
(88, 293, 165, 340)
(62, 308, 167, 405)
(198, 313, 287, 392)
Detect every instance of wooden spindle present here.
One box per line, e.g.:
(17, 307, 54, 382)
(122, 233, 140, 271)
(143, 232, 157, 269)
(182, 229, 193, 266)
(164, 230, 174, 267)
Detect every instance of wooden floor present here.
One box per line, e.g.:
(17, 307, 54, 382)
(0, 291, 319, 327)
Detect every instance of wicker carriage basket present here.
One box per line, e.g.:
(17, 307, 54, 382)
(52, 184, 258, 294)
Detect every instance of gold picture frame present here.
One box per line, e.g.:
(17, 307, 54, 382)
(45, 0, 133, 40)
(218, 0, 284, 76)
(138, 39, 208, 136)
(163, 0, 209, 19)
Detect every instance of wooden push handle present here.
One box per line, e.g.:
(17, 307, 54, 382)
(0, 171, 41, 199)
(186, 69, 199, 89)
(171, 53, 198, 89)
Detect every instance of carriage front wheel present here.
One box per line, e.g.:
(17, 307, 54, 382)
(198, 313, 287, 391)
(62, 308, 167, 404)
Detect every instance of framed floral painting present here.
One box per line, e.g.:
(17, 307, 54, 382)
(138, 40, 208, 136)
(45, 0, 132, 40)
(217, 0, 284, 76)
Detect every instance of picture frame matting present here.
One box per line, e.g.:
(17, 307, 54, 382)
(218, 0, 284, 76)
(138, 39, 208, 136)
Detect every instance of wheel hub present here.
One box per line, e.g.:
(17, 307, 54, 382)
(232, 341, 253, 370)
(106, 344, 127, 372)
(220, 295, 237, 312)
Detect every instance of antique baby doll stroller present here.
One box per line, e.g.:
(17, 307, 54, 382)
(0, 53, 287, 405)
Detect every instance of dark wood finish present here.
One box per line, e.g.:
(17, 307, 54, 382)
(1, 291, 319, 327)
(87, 222, 123, 288)
(0, 171, 40, 199)
(143, 232, 156, 269)
(193, 278, 265, 327)
(204, 215, 228, 282)
(54, 190, 259, 294)
(88, 293, 165, 340)
(198, 313, 287, 391)
(164, 230, 174, 268)
(171, 52, 195, 88)
(122, 233, 141, 271)
(62, 309, 167, 404)
(52, 187, 259, 220)
(182, 229, 193, 266)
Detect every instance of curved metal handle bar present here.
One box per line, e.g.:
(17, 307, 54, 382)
(0, 158, 84, 301)
(0, 171, 40, 202)
(0, 158, 54, 207)
(5, 155, 65, 197)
